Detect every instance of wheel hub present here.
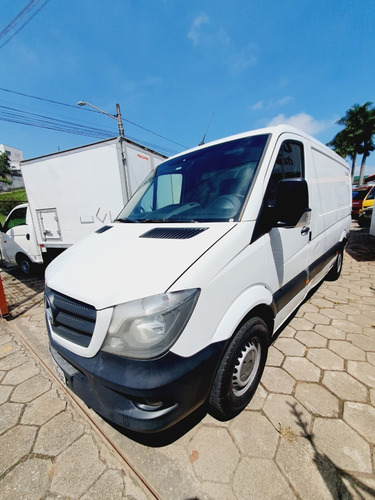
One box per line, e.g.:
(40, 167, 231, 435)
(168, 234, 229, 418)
(232, 338, 261, 397)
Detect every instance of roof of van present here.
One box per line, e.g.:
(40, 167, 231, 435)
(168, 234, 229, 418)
(167, 124, 344, 163)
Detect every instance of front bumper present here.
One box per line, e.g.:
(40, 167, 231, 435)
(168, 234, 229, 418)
(49, 334, 225, 433)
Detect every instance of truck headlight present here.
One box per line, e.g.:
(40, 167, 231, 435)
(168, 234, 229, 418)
(102, 289, 200, 359)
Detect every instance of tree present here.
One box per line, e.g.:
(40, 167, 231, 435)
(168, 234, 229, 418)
(327, 128, 357, 180)
(327, 102, 375, 184)
(0, 152, 11, 179)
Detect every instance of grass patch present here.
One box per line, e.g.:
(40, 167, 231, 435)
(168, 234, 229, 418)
(0, 189, 28, 224)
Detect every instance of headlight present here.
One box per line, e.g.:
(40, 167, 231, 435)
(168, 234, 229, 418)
(102, 289, 200, 359)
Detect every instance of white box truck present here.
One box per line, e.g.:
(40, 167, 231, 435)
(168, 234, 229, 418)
(45, 125, 352, 432)
(1, 137, 166, 273)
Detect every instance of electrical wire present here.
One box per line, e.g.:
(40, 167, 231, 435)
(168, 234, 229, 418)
(0, 87, 188, 149)
(0, 0, 50, 49)
(0, 104, 178, 155)
(0, 104, 114, 138)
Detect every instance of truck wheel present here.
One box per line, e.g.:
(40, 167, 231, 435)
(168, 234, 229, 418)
(16, 254, 33, 276)
(208, 317, 269, 421)
(326, 249, 343, 281)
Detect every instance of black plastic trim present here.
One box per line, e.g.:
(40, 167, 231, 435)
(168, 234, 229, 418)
(49, 330, 226, 433)
(140, 227, 208, 239)
(273, 240, 346, 314)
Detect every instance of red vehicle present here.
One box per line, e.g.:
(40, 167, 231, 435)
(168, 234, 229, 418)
(352, 185, 373, 218)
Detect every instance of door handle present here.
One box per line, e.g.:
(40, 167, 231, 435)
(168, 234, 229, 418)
(301, 226, 310, 236)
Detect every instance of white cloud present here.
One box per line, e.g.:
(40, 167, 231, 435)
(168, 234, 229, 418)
(252, 100, 264, 111)
(266, 113, 332, 135)
(188, 14, 257, 74)
(250, 96, 292, 112)
(276, 96, 292, 107)
(187, 14, 210, 46)
(229, 44, 257, 75)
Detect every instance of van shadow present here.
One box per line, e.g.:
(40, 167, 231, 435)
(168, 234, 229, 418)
(287, 402, 375, 499)
(346, 226, 375, 262)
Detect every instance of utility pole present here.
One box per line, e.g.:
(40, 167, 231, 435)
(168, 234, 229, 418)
(77, 101, 130, 201)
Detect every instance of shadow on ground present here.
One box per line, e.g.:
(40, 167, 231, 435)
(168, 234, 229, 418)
(289, 401, 375, 499)
(0, 264, 45, 318)
(346, 226, 375, 262)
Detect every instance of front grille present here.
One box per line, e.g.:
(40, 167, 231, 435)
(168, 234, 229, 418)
(45, 287, 96, 347)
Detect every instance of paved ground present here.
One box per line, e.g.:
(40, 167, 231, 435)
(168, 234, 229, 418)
(0, 223, 374, 499)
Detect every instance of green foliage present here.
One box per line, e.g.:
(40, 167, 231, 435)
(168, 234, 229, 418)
(327, 102, 375, 184)
(0, 152, 11, 177)
(0, 189, 28, 225)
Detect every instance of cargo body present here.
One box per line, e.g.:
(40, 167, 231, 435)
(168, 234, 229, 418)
(45, 125, 352, 432)
(20, 137, 165, 263)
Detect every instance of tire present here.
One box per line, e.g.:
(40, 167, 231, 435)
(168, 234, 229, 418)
(326, 249, 343, 281)
(16, 254, 33, 276)
(208, 317, 269, 421)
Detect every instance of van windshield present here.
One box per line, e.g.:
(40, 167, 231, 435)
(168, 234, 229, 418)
(118, 134, 269, 223)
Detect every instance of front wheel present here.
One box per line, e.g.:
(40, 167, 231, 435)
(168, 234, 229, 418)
(208, 317, 269, 421)
(16, 254, 34, 276)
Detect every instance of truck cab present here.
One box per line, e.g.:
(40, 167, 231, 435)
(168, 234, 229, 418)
(0, 203, 43, 274)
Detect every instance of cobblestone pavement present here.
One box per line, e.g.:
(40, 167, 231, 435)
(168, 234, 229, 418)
(0, 312, 155, 499)
(0, 224, 375, 499)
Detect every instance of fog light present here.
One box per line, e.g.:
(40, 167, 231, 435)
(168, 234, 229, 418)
(135, 400, 164, 411)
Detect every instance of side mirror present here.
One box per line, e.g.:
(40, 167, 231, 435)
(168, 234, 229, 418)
(275, 178, 311, 227)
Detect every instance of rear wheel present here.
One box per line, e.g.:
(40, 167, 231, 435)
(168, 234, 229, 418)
(326, 249, 343, 281)
(208, 317, 269, 421)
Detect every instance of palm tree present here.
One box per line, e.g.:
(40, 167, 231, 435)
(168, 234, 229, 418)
(328, 102, 375, 184)
(327, 128, 357, 180)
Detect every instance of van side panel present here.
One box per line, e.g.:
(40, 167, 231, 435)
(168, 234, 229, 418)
(311, 147, 351, 253)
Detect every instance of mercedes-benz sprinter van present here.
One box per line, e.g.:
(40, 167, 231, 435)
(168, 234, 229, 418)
(45, 125, 351, 432)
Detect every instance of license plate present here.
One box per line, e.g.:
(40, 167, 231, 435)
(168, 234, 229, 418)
(51, 356, 67, 387)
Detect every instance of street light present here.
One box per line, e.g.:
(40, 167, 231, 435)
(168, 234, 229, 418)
(77, 100, 130, 200)
(77, 101, 125, 137)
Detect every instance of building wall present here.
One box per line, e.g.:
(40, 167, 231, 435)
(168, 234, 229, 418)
(0, 144, 24, 172)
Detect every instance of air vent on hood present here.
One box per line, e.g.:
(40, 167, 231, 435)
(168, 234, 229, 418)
(95, 225, 112, 234)
(140, 227, 208, 240)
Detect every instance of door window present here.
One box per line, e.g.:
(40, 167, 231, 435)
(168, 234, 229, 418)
(265, 141, 304, 207)
(3, 207, 27, 232)
(254, 141, 304, 240)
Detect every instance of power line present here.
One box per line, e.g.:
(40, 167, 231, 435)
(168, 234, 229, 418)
(0, 104, 178, 155)
(0, 0, 50, 49)
(0, 87, 188, 148)
(0, 104, 115, 138)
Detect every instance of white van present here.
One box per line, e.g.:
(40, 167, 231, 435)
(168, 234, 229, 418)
(45, 125, 351, 432)
(0, 203, 43, 274)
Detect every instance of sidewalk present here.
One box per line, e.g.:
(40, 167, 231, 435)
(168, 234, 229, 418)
(0, 309, 155, 499)
(1, 224, 375, 499)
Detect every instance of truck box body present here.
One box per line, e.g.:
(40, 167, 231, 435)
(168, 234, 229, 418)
(45, 125, 352, 432)
(21, 137, 166, 256)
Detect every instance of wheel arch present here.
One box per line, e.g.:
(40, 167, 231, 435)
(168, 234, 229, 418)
(15, 251, 29, 264)
(210, 285, 275, 346)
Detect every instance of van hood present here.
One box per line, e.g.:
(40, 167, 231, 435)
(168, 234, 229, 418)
(46, 222, 236, 310)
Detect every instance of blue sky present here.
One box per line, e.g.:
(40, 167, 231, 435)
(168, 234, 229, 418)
(1, 0, 374, 176)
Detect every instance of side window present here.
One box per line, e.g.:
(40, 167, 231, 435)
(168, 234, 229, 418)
(3, 207, 27, 232)
(264, 141, 304, 207)
(252, 141, 304, 242)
